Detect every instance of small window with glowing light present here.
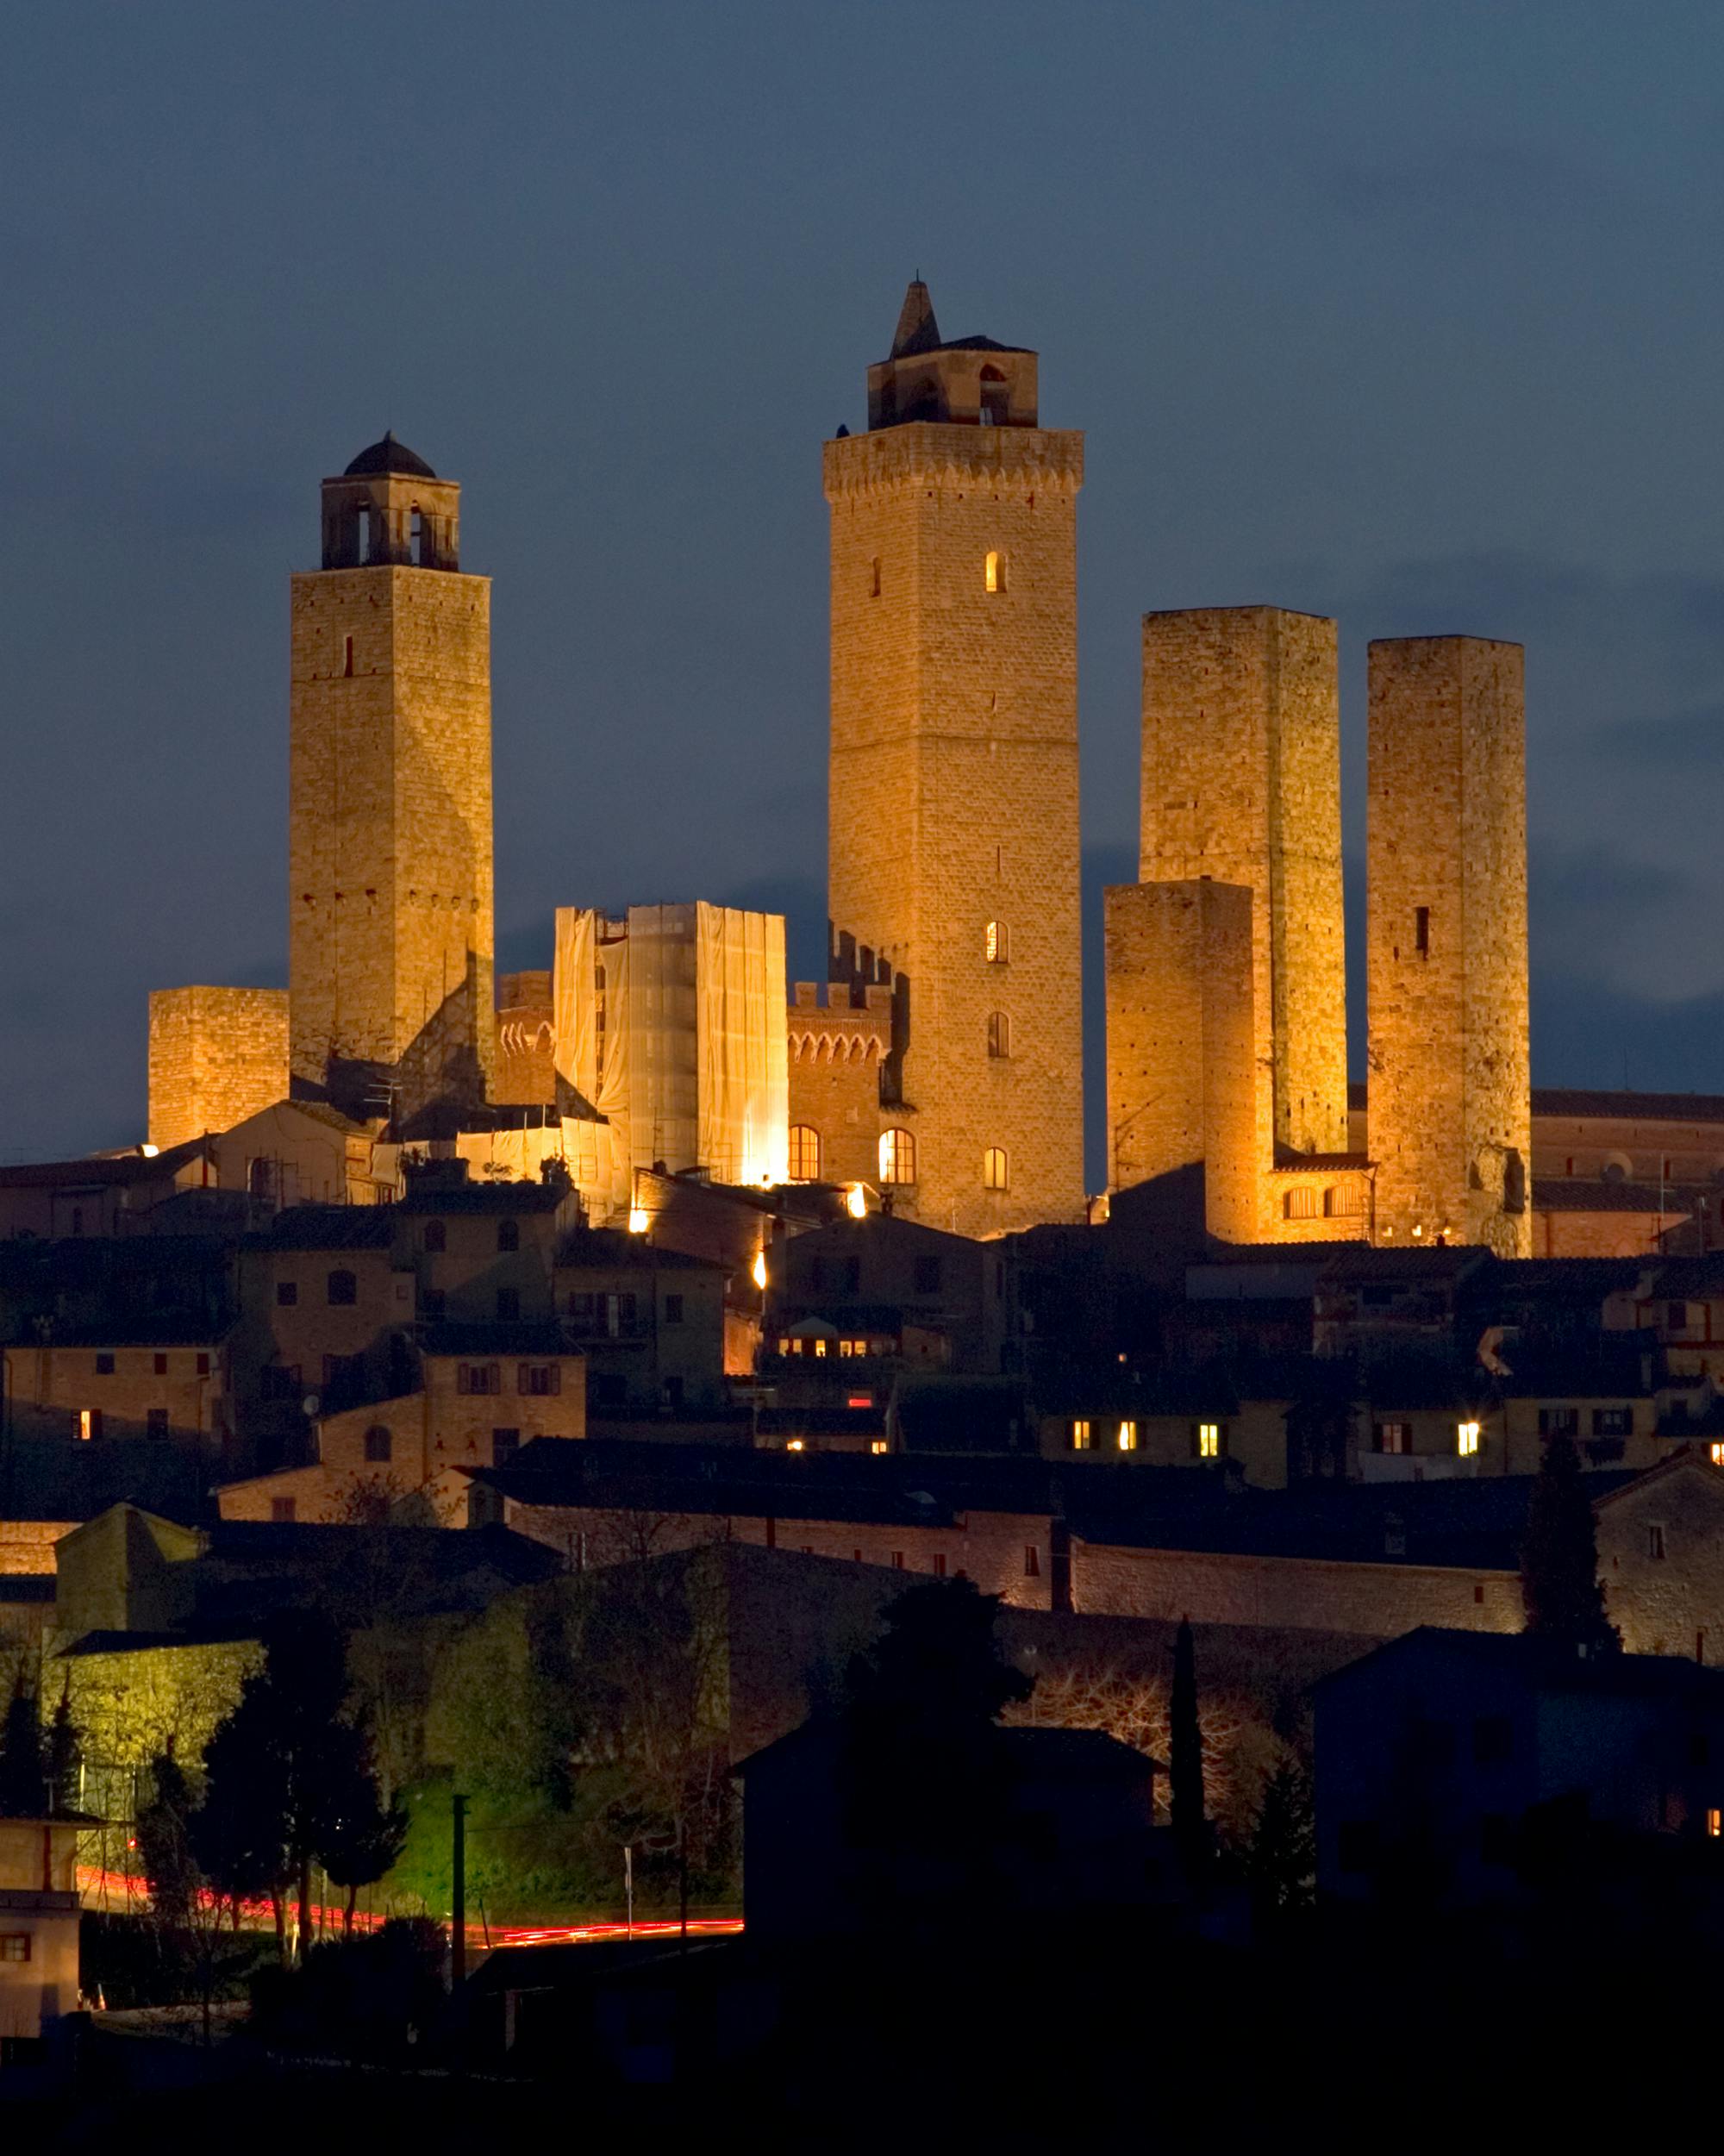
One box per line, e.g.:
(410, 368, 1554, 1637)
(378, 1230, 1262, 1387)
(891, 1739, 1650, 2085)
(984, 550, 1006, 594)
(1457, 1421, 1482, 1457)
(1709, 1808, 1722, 1839)
(1116, 1421, 1138, 1453)
(984, 920, 1009, 964)
(787, 1125, 821, 1182)
(879, 1128, 916, 1185)
(983, 1147, 1009, 1192)
(1071, 1419, 1092, 1452)
(870, 1440, 889, 1455)
(1197, 1422, 1222, 1459)
(1712, 1443, 1724, 1469)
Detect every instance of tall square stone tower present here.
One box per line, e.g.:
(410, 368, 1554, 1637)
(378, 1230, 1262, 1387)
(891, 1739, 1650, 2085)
(1140, 606, 1349, 1164)
(1104, 879, 1261, 1241)
(289, 434, 495, 1123)
(1366, 636, 1531, 1255)
(825, 281, 1085, 1237)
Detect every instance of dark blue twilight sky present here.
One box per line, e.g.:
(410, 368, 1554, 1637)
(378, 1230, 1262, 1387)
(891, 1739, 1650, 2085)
(3, 2, 1722, 1183)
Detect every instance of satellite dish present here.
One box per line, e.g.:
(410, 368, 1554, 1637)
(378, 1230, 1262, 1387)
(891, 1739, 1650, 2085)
(302, 1394, 321, 1418)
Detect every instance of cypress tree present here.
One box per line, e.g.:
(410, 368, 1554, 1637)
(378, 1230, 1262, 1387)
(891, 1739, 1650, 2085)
(1169, 1616, 1209, 1878)
(0, 1670, 45, 1815)
(1521, 1432, 1619, 1652)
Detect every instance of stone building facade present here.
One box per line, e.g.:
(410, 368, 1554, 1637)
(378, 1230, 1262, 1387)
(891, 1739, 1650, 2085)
(1366, 637, 1531, 1255)
(785, 979, 892, 1190)
(825, 281, 1084, 1238)
(147, 986, 290, 1151)
(288, 434, 496, 1123)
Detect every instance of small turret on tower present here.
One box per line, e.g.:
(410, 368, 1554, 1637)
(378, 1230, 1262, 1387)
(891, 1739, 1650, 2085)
(320, 432, 460, 571)
(866, 277, 1039, 430)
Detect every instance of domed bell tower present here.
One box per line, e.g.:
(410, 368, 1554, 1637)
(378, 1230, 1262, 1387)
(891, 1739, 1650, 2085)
(288, 432, 496, 1125)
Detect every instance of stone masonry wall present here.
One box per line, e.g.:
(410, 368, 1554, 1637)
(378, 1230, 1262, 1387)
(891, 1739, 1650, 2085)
(826, 423, 1085, 1236)
(1103, 879, 1262, 1240)
(148, 985, 290, 1149)
(1367, 638, 1530, 1254)
(1140, 608, 1349, 1160)
(289, 562, 495, 1115)
(787, 983, 891, 1188)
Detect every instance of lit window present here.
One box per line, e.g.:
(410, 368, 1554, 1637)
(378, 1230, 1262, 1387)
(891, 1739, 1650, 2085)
(1457, 1421, 1482, 1457)
(984, 549, 1006, 593)
(879, 1128, 916, 1185)
(812, 1339, 828, 1358)
(786, 1440, 806, 1453)
(1711, 1443, 1724, 1469)
(984, 919, 1009, 964)
(987, 1010, 1011, 1059)
(983, 1147, 1009, 1192)
(1117, 1421, 1138, 1453)
(787, 1125, 821, 1182)
(1196, 1422, 1221, 1459)
(1071, 1419, 1092, 1452)
(1709, 1809, 1722, 1839)
(76, 1409, 99, 1442)
(870, 1440, 888, 1455)
(628, 1205, 650, 1234)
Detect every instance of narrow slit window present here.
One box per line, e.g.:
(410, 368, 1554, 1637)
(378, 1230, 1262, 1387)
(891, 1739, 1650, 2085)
(870, 557, 882, 597)
(1415, 906, 1431, 955)
(341, 634, 354, 678)
(985, 920, 1009, 965)
(984, 550, 1006, 594)
(987, 1010, 1011, 1059)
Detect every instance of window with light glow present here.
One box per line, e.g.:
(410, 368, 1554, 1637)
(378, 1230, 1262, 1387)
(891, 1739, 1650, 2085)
(1197, 1422, 1222, 1459)
(1071, 1419, 1092, 1452)
(983, 1147, 1009, 1192)
(1709, 1809, 1721, 1839)
(787, 1125, 821, 1182)
(1712, 1442, 1724, 1469)
(984, 549, 1006, 593)
(871, 1440, 889, 1455)
(879, 1128, 916, 1185)
(984, 919, 1009, 964)
(1117, 1421, 1138, 1453)
(1457, 1421, 1482, 1457)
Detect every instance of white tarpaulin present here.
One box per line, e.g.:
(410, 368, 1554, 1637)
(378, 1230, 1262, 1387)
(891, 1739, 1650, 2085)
(548, 897, 789, 1215)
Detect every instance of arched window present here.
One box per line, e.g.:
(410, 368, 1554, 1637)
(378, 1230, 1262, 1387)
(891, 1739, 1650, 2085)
(984, 549, 1007, 594)
(327, 1269, 357, 1307)
(787, 1125, 821, 1182)
(984, 920, 1009, 965)
(987, 1011, 1011, 1059)
(879, 1128, 916, 1186)
(422, 1219, 447, 1253)
(497, 1219, 520, 1253)
(983, 1147, 1009, 1192)
(979, 366, 1009, 425)
(1284, 1186, 1319, 1221)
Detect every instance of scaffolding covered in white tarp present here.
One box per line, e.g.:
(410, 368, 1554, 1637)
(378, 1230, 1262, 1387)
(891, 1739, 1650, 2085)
(552, 900, 789, 1218)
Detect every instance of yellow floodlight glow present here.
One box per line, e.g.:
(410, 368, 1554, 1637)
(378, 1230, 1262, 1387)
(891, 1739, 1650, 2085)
(752, 1249, 768, 1290)
(628, 1206, 650, 1235)
(786, 1439, 805, 1453)
(140, 1143, 159, 1159)
(846, 1184, 868, 1221)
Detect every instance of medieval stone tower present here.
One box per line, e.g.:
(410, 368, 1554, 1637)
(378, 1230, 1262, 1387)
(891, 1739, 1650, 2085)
(1139, 606, 1350, 1164)
(288, 434, 496, 1122)
(1366, 636, 1531, 1256)
(824, 280, 1085, 1236)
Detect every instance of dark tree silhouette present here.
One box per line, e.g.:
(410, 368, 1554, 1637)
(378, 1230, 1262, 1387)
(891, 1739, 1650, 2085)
(1244, 1758, 1315, 1924)
(0, 1669, 44, 1815)
(1521, 1433, 1620, 1652)
(317, 1723, 408, 1939)
(46, 1683, 81, 1813)
(193, 1672, 293, 1946)
(136, 1747, 200, 1924)
(1170, 1617, 1210, 1879)
(837, 1578, 1033, 1929)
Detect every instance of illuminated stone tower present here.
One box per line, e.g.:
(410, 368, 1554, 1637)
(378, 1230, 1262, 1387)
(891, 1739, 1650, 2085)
(1139, 606, 1349, 1169)
(288, 434, 495, 1122)
(1366, 636, 1531, 1255)
(825, 281, 1085, 1235)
